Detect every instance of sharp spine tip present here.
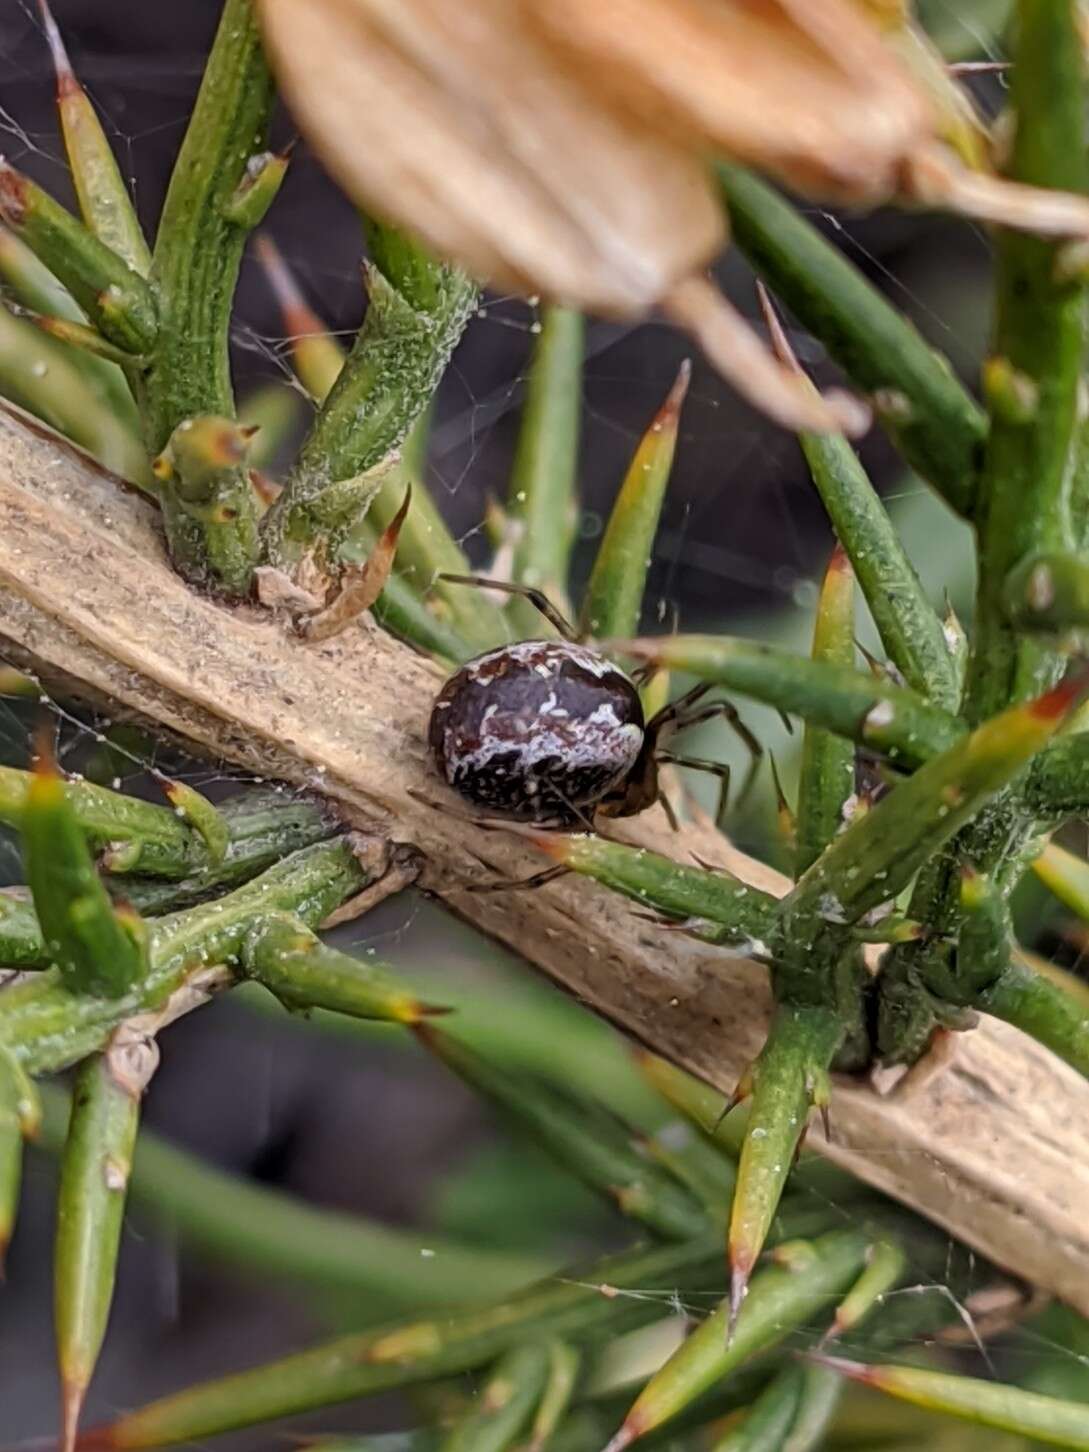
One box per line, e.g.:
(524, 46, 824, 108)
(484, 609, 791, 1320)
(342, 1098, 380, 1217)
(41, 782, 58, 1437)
(601, 1427, 635, 1452)
(61, 1379, 86, 1452)
(727, 1260, 750, 1341)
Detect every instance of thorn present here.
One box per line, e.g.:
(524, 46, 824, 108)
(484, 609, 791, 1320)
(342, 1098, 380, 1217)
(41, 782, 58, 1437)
(255, 233, 327, 339)
(819, 1102, 832, 1143)
(600, 1427, 636, 1452)
(73, 1430, 115, 1452)
(798, 1350, 870, 1382)
(827, 541, 850, 574)
(297, 485, 413, 643)
(1029, 666, 1089, 721)
(249, 468, 281, 507)
(727, 1257, 751, 1341)
(32, 716, 59, 777)
(755, 281, 800, 374)
(416, 1002, 454, 1019)
(36, 0, 79, 99)
(657, 358, 692, 426)
(0, 159, 28, 226)
(61, 1378, 85, 1452)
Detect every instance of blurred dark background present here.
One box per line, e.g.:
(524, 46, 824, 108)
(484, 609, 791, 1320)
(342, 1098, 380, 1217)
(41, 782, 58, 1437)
(0, 2, 1002, 1447)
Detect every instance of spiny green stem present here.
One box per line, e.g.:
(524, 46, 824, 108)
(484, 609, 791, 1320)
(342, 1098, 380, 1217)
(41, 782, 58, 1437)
(266, 225, 477, 573)
(781, 676, 1084, 930)
(878, 0, 1089, 1063)
(0, 839, 368, 1075)
(525, 832, 777, 943)
(963, 0, 1088, 722)
(619, 634, 963, 768)
(142, 0, 274, 593)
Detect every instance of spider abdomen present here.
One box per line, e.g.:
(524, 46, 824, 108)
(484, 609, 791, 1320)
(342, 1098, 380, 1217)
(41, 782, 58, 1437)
(428, 640, 645, 822)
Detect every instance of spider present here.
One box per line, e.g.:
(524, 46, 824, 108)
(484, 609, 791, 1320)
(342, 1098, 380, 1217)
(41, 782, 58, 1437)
(427, 574, 761, 833)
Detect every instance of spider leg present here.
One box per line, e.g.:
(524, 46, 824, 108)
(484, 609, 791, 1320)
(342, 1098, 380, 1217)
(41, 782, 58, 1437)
(659, 788, 681, 833)
(657, 751, 733, 830)
(645, 680, 714, 733)
(438, 573, 579, 641)
(663, 700, 763, 807)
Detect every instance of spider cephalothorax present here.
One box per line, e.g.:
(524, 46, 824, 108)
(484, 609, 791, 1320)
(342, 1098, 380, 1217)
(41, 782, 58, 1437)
(427, 576, 748, 828)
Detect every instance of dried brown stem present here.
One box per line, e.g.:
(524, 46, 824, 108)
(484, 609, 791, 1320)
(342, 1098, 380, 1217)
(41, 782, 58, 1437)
(0, 403, 1087, 1311)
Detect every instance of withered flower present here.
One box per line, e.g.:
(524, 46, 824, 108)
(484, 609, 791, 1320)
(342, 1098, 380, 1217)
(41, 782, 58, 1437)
(257, 0, 1089, 434)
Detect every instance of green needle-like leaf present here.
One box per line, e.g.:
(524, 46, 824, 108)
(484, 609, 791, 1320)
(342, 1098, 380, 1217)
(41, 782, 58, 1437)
(242, 913, 441, 1025)
(0, 303, 148, 484)
(1033, 839, 1089, 917)
(37, 0, 151, 276)
(810, 1355, 1089, 1449)
(718, 165, 985, 517)
(414, 1024, 709, 1240)
(632, 1051, 863, 1205)
(0, 1045, 37, 1271)
(978, 952, 1089, 1078)
(0, 222, 144, 438)
(618, 635, 962, 768)
(55, 1051, 147, 1452)
(782, 673, 1089, 929)
(796, 547, 857, 877)
(523, 831, 777, 943)
(33, 1081, 549, 1310)
(760, 293, 958, 712)
(75, 1235, 724, 1448)
(823, 1238, 907, 1344)
(709, 1364, 804, 1452)
(21, 757, 146, 998)
(439, 1343, 551, 1452)
(161, 780, 229, 867)
(603, 1229, 869, 1452)
(0, 159, 155, 353)
(507, 306, 584, 637)
(527, 1342, 581, 1452)
(727, 1006, 842, 1326)
(580, 361, 688, 640)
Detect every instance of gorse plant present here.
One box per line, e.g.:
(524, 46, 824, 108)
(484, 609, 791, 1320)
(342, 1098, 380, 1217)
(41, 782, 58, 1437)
(1, 0, 1089, 1449)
